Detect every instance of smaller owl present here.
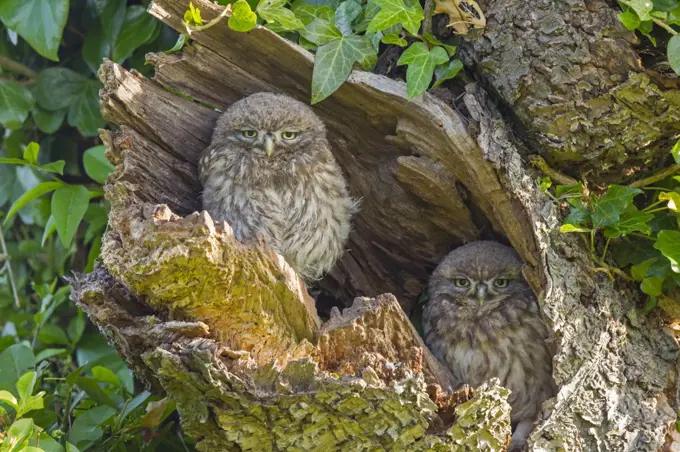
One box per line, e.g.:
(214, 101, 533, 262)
(423, 241, 555, 450)
(198, 92, 357, 282)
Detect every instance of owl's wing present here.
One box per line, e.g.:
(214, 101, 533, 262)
(197, 144, 219, 186)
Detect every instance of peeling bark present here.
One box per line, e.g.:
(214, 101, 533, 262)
(68, 0, 680, 450)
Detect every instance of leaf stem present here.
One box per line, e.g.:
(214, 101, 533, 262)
(629, 164, 680, 188)
(422, 0, 433, 35)
(652, 17, 678, 36)
(529, 155, 579, 186)
(642, 199, 666, 212)
(185, 3, 233, 35)
(0, 223, 21, 307)
(0, 56, 38, 85)
(600, 237, 611, 262)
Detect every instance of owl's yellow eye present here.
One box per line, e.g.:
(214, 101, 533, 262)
(494, 279, 510, 288)
(281, 131, 298, 140)
(453, 278, 470, 288)
(242, 130, 257, 138)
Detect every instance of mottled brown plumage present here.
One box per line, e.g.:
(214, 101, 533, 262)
(198, 92, 357, 281)
(423, 241, 555, 450)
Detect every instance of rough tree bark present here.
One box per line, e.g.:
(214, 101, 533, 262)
(69, 0, 680, 450)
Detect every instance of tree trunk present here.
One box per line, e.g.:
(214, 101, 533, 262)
(70, 0, 680, 450)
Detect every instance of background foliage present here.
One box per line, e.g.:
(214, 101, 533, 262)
(0, 0, 193, 450)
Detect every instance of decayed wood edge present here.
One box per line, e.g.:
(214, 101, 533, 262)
(464, 84, 680, 451)
(71, 262, 513, 450)
(147, 0, 543, 305)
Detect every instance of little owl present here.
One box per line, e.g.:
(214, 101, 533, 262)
(198, 92, 357, 281)
(423, 241, 555, 450)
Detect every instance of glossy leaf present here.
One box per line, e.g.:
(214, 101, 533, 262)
(397, 43, 449, 99)
(367, 0, 423, 35)
(4, 181, 64, 226)
(229, 0, 258, 32)
(83, 145, 115, 184)
(669, 34, 680, 75)
(591, 185, 642, 228)
(654, 230, 680, 272)
(559, 224, 591, 233)
(0, 80, 34, 130)
(300, 18, 343, 44)
(334, 0, 362, 35)
(51, 185, 90, 247)
(0, 344, 35, 393)
(69, 405, 117, 449)
(112, 6, 159, 62)
(433, 58, 463, 87)
(0, 0, 69, 61)
(259, 0, 304, 30)
(312, 35, 376, 103)
(67, 80, 106, 136)
(603, 209, 653, 238)
(32, 106, 67, 133)
(35, 68, 88, 111)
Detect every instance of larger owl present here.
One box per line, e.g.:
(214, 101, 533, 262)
(423, 241, 555, 450)
(198, 92, 357, 281)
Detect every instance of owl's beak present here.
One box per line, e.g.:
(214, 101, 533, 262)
(264, 136, 275, 157)
(475, 284, 488, 304)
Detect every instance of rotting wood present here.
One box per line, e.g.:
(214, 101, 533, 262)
(68, 0, 680, 449)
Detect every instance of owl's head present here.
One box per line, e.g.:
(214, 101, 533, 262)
(428, 241, 532, 315)
(212, 92, 327, 160)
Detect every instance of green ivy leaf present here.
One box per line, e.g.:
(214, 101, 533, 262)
(623, 0, 654, 20)
(397, 43, 449, 99)
(0, 344, 35, 394)
(35, 68, 88, 111)
(83, 145, 115, 184)
(312, 35, 376, 103)
(23, 142, 40, 165)
(32, 106, 67, 134)
(0, 0, 69, 61)
(112, 6, 159, 63)
(672, 139, 680, 164)
(334, 0, 362, 35)
(0, 80, 35, 130)
(229, 0, 258, 32)
(300, 18, 343, 45)
(423, 32, 456, 56)
(641, 276, 665, 296)
(591, 185, 642, 229)
(668, 34, 680, 75)
(563, 203, 590, 226)
(559, 224, 591, 233)
(69, 405, 117, 450)
(258, 0, 305, 30)
(654, 230, 680, 272)
(433, 58, 463, 87)
(367, 0, 423, 35)
(51, 185, 90, 247)
(67, 80, 106, 137)
(382, 33, 407, 46)
(602, 209, 653, 238)
(618, 10, 641, 30)
(631, 257, 657, 280)
(653, 0, 679, 12)
(293, 5, 335, 24)
(4, 181, 64, 226)
(39, 161, 66, 175)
